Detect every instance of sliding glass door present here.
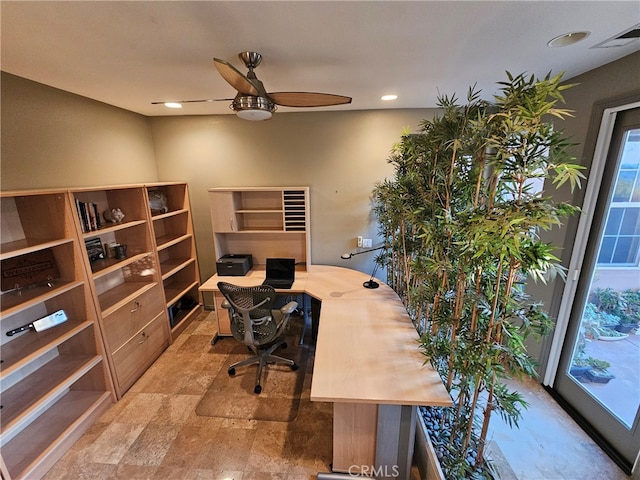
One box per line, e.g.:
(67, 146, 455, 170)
(552, 105, 640, 470)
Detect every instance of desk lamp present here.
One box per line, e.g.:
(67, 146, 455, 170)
(340, 245, 384, 289)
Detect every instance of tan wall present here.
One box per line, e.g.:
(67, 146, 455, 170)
(3, 52, 638, 326)
(1, 73, 158, 189)
(1, 71, 435, 286)
(149, 109, 435, 283)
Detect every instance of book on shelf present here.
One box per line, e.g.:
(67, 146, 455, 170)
(75, 200, 101, 232)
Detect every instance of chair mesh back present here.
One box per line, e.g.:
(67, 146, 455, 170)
(218, 282, 278, 344)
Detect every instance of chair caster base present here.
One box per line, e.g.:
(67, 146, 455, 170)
(228, 367, 236, 376)
(291, 363, 299, 371)
(254, 385, 262, 394)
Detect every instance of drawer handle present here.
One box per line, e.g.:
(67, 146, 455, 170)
(131, 301, 142, 313)
(138, 331, 148, 344)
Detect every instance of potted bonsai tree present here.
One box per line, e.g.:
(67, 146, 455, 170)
(583, 358, 615, 384)
(570, 332, 615, 384)
(590, 287, 640, 333)
(372, 72, 584, 478)
(617, 289, 640, 333)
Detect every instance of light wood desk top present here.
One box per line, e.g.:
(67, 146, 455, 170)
(199, 265, 452, 407)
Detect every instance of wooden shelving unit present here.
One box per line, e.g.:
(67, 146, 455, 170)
(0, 182, 201, 477)
(0, 190, 114, 480)
(146, 183, 202, 339)
(70, 185, 169, 399)
(208, 186, 311, 266)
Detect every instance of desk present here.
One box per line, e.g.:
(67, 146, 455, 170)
(199, 265, 451, 478)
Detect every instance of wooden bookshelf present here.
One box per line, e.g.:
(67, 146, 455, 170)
(0, 190, 114, 480)
(0, 182, 202, 478)
(146, 183, 202, 338)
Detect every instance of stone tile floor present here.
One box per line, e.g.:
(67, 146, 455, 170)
(487, 376, 632, 480)
(44, 312, 333, 479)
(44, 311, 633, 479)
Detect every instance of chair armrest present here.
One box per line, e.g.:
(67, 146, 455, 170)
(280, 301, 298, 315)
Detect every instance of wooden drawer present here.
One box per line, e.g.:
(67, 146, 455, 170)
(102, 284, 165, 352)
(214, 292, 231, 336)
(111, 312, 169, 393)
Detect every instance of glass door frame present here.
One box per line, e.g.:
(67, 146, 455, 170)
(545, 100, 640, 386)
(543, 99, 640, 473)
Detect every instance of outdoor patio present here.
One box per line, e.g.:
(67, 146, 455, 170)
(575, 328, 640, 427)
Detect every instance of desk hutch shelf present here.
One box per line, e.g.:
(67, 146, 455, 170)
(208, 186, 310, 266)
(208, 186, 310, 338)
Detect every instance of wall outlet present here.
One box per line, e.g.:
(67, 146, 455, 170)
(357, 236, 363, 247)
(362, 238, 372, 248)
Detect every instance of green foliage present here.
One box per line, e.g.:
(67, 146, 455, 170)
(589, 288, 640, 325)
(372, 72, 581, 478)
(583, 302, 621, 326)
(573, 356, 610, 371)
(621, 289, 640, 324)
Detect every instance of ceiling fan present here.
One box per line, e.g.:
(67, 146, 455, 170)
(153, 51, 352, 120)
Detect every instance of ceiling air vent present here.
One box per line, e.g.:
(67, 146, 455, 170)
(592, 24, 640, 48)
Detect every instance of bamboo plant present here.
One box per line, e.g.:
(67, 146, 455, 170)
(372, 72, 584, 478)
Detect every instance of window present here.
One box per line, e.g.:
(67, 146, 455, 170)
(598, 128, 640, 266)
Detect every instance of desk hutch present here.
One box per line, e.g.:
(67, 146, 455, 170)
(208, 186, 310, 337)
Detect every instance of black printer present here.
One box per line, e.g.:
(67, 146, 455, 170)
(216, 254, 253, 276)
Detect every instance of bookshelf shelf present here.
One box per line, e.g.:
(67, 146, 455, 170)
(80, 219, 147, 238)
(1, 354, 102, 441)
(1, 389, 112, 480)
(0, 238, 73, 261)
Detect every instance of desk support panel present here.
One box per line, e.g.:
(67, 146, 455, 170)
(331, 403, 416, 479)
(376, 405, 417, 479)
(333, 403, 377, 473)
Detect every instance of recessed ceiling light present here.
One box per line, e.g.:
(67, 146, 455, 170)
(547, 31, 590, 47)
(164, 102, 183, 109)
(381, 94, 398, 101)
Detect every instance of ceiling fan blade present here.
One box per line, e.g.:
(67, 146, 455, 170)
(151, 98, 233, 105)
(181, 98, 235, 103)
(213, 57, 259, 96)
(268, 92, 352, 107)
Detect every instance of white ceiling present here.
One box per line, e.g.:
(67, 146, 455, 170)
(2, 1, 639, 117)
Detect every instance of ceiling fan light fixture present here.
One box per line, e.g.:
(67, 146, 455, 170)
(232, 95, 276, 121)
(236, 108, 273, 121)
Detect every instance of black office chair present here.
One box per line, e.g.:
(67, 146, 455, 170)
(217, 281, 299, 394)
